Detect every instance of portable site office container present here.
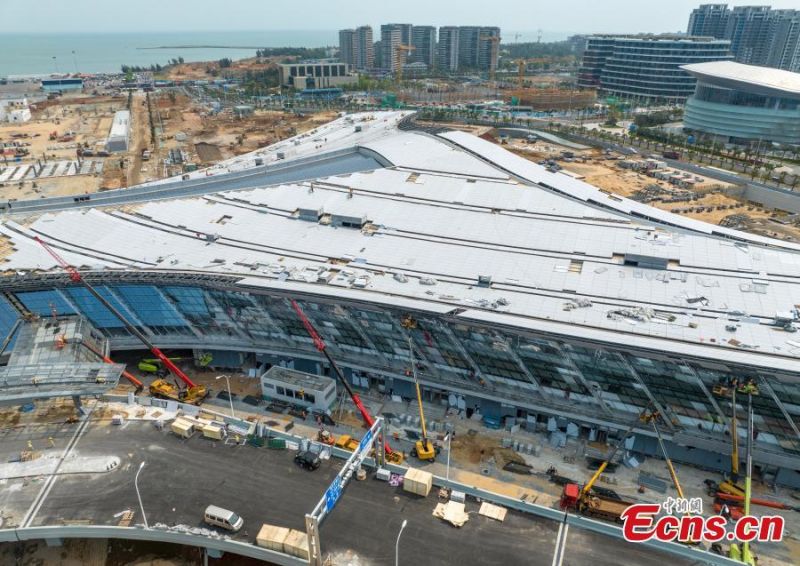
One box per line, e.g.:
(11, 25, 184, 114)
(260, 366, 336, 411)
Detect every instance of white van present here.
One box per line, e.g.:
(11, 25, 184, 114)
(204, 505, 243, 532)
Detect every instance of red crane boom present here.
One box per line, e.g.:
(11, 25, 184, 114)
(34, 236, 197, 390)
(290, 299, 400, 461)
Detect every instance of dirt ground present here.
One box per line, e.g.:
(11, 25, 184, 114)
(160, 57, 278, 82)
(504, 138, 800, 243)
(0, 93, 129, 200)
(150, 91, 336, 176)
(1, 89, 337, 199)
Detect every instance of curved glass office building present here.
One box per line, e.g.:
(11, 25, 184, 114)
(577, 35, 732, 102)
(3, 112, 800, 487)
(682, 60, 800, 145)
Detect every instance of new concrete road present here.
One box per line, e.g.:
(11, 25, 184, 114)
(1, 150, 382, 216)
(0, 416, 693, 566)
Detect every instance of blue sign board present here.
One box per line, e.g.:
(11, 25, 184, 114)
(357, 429, 374, 453)
(325, 477, 342, 512)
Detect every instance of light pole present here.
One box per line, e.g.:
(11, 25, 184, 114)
(216, 374, 235, 418)
(445, 432, 452, 481)
(395, 519, 408, 566)
(135, 461, 149, 529)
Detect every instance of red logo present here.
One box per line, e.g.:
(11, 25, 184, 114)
(621, 502, 784, 544)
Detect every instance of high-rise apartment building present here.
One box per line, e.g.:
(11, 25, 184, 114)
(766, 10, 800, 71)
(478, 27, 501, 74)
(342, 23, 501, 74)
(725, 5, 773, 65)
(338, 26, 374, 70)
(437, 26, 460, 72)
(455, 26, 501, 71)
(687, 4, 800, 71)
(380, 24, 412, 72)
(411, 26, 437, 68)
(687, 4, 730, 38)
(354, 26, 374, 70)
(338, 29, 355, 67)
(457, 26, 481, 69)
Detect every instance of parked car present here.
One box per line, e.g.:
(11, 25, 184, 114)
(294, 450, 321, 471)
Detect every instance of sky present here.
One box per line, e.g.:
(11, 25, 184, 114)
(2, 0, 799, 35)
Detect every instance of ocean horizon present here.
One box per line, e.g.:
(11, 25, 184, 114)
(0, 30, 339, 77)
(0, 29, 571, 77)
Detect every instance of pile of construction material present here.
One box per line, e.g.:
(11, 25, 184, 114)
(618, 158, 666, 171)
(403, 468, 433, 497)
(170, 414, 226, 440)
(256, 524, 309, 560)
(719, 214, 751, 229)
(433, 500, 469, 527)
(607, 307, 677, 323)
(631, 183, 696, 204)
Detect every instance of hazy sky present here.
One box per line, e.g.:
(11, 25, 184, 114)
(4, 0, 799, 35)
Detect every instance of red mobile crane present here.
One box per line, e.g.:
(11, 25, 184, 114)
(34, 236, 208, 404)
(290, 299, 403, 464)
(82, 340, 144, 392)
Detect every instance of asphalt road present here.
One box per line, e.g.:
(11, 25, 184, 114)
(0, 418, 694, 566)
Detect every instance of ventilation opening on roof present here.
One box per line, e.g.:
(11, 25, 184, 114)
(295, 207, 323, 222)
(568, 260, 584, 273)
(623, 254, 669, 270)
(406, 172, 420, 183)
(331, 214, 369, 229)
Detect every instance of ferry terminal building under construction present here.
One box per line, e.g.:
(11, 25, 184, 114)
(2, 111, 800, 487)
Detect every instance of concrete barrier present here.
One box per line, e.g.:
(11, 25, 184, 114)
(0, 525, 305, 565)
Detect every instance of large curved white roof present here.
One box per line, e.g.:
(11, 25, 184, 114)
(682, 61, 800, 98)
(4, 112, 800, 374)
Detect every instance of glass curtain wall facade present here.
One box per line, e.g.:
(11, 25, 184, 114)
(3, 280, 799, 484)
(577, 36, 732, 102)
(684, 81, 800, 144)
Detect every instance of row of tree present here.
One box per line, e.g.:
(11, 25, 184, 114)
(256, 47, 327, 59)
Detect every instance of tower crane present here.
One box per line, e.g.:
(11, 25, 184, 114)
(394, 44, 415, 83)
(290, 299, 403, 464)
(513, 59, 527, 89)
(34, 236, 208, 404)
